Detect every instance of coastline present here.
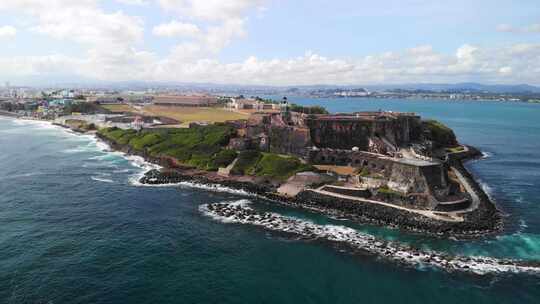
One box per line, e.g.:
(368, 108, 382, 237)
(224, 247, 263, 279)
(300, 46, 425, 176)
(6, 116, 540, 278)
(94, 129, 502, 238)
(5, 115, 502, 238)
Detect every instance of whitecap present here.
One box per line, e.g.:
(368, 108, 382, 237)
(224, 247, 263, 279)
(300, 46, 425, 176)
(132, 177, 255, 197)
(477, 179, 494, 198)
(481, 151, 493, 159)
(91, 176, 114, 183)
(0, 172, 44, 181)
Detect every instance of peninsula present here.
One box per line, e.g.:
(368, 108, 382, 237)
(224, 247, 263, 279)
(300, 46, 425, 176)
(90, 100, 500, 237)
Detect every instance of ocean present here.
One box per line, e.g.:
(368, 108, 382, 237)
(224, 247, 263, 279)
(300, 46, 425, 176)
(1, 98, 539, 303)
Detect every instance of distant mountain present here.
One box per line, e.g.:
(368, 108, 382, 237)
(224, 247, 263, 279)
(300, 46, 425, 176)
(12, 79, 540, 95)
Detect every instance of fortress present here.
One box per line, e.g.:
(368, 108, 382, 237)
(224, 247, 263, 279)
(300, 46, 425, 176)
(227, 110, 472, 213)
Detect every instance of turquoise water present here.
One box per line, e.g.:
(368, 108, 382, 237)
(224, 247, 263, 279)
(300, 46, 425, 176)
(1, 99, 539, 303)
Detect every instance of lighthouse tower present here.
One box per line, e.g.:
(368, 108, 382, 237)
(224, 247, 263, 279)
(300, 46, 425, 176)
(280, 96, 289, 112)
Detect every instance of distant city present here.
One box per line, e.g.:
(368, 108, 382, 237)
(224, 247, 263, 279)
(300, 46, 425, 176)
(2, 82, 540, 107)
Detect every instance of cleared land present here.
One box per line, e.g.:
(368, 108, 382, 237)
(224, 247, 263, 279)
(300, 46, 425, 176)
(314, 165, 357, 176)
(142, 105, 248, 126)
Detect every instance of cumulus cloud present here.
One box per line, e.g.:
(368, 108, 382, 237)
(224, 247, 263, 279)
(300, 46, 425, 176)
(155, 0, 263, 55)
(0, 25, 16, 38)
(115, 0, 149, 5)
(497, 23, 540, 33)
(0, 0, 147, 83)
(0, 1, 143, 48)
(153, 21, 201, 38)
(0, 1, 538, 86)
(2, 43, 540, 85)
(157, 0, 264, 21)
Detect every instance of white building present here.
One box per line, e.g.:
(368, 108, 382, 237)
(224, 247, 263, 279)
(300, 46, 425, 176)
(227, 98, 282, 111)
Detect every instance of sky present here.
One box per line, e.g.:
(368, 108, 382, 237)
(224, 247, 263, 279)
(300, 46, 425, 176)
(0, 0, 540, 86)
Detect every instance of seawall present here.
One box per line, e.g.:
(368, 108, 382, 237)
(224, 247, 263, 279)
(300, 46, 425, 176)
(96, 130, 501, 237)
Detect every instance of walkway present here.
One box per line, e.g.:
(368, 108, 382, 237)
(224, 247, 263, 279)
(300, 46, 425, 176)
(310, 187, 465, 222)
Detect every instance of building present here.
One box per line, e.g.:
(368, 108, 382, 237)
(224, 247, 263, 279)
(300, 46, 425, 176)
(227, 98, 282, 111)
(153, 95, 218, 107)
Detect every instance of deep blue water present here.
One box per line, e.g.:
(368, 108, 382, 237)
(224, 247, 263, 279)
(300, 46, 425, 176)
(1, 99, 539, 303)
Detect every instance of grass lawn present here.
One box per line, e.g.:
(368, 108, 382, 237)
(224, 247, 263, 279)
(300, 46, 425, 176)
(101, 104, 138, 113)
(231, 151, 314, 180)
(142, 105, 248, 126)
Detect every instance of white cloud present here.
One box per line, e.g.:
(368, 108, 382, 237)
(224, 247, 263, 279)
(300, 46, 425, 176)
(115, 0, 149, 5)
(157, 0, 264, 21)
(204, 19, 247, 52)
(153, 21, 201, 38)
(497, 23, 540, 33)
(0, 1, 539, 86)
(0, 25, 16, 38)
(2, 43, 540, 86)
(0, 1, 143, 48)
(498, 66, 512, 75)
(154, 1, 261, 55)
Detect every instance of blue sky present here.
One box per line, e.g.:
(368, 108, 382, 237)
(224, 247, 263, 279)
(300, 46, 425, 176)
(0, 0, 539, 86)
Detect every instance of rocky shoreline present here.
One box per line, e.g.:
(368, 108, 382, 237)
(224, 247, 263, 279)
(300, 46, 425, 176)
(200, 201, 538, 276)
(94, 131, 502, 238)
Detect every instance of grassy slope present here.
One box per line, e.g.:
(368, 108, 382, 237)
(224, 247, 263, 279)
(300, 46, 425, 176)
(422, 120, 458, 147)
(231, 150, 313, 181)
(99, 126, 312, 180)
(99, 125, 236, 171)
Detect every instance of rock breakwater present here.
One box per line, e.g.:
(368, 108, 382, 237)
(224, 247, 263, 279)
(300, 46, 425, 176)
(139, 168, 501, 237)
(200, 200, 540, 276)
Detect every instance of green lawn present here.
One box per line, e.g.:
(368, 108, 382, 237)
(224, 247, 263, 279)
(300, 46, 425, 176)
(99, 125, 236, 171)
(231, 150, 313, 180)
(99, 126, 313, 180)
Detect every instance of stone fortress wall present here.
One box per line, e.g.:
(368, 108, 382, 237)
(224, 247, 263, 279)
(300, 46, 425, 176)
(307, 148, 453, 210)
(229, 110, 470, 212)
(304, 112, 423, 152)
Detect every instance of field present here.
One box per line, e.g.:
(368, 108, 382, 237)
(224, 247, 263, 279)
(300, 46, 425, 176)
(141, 105, 248, 126)
(100, 104, 139, 113)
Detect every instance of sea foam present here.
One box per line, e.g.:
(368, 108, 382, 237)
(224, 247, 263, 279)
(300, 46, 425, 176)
(201, 200, 540, 276)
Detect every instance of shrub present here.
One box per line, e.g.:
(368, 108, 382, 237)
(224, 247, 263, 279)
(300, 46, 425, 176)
(129, 133, 163, 151)
(209, 149, 238, 170)
(289, 104, 329, 114)
(422, 120, 457, 147)
(231, 150, 261, 175)
(253, 153, 314, 180)
(377, 185, 404, 197)
(359, 168, 370, 177)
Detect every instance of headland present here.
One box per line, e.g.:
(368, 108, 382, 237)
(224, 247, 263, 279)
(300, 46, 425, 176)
(89, 106, 501, 237)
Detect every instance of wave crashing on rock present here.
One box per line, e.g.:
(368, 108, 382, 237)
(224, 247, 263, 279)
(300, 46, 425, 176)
(200, 200, 540, 276)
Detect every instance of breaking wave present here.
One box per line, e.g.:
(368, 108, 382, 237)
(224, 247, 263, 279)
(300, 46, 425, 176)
(131, 175, 254, 196)
(91, 176, 114, 183)
(200, 200, 540, 276)
(481, 151, 493, 159)
(125, 155, 162, 186)
(477, 178, 494, 199)
(0, 172, 44, 181)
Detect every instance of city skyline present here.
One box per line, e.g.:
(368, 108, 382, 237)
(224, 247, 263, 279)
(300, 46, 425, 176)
(1, 0, 540, 86)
